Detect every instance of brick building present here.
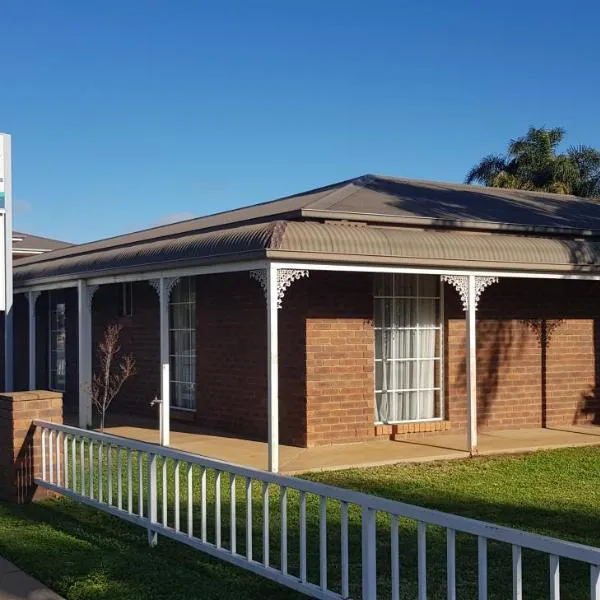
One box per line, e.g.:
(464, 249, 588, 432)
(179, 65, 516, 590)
(10, 175, 600, 471)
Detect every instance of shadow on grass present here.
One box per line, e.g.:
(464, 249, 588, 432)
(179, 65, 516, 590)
(0, 499, 304, 600)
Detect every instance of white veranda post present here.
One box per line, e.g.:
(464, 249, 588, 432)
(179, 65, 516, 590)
(250, 266, 309, 473)
(441, 274, 498, 455)
(267, 265, 279, 473)
(159, 277, 170, 447)
(466, 275, 477, 453)
(27, 291, 40, 390)
(149, 277, 175, 447)
(78, 280, 96, 428)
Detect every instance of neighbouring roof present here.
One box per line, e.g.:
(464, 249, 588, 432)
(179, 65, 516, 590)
(12, 231, 72, 255)
(13, 174, 600, 286)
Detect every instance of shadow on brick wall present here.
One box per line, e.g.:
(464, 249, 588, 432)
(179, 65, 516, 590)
(578, 318, 600, 424)
(13, 423, 36, 503)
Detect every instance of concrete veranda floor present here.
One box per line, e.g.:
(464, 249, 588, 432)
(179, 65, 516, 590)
(98, 415, 600, 474)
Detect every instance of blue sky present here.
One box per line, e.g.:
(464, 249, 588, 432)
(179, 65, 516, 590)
(2, 1, 600, 243)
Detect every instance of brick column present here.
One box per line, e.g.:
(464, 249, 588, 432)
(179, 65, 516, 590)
(0, 391, 63, 503)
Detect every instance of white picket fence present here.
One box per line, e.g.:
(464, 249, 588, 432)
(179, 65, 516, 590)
(35, 419, 600, 600)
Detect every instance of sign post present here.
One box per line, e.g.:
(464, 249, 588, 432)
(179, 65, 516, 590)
(1, 133, 13, 390)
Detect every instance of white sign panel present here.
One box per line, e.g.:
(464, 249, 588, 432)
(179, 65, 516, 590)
(0, 133, 11, 315)
(0, 134, 5, 208)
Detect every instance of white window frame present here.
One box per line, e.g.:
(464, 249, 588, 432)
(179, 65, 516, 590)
(169, 277, 196, 411)
(374, 274, 444, 424)
(48, 292, 67, 392)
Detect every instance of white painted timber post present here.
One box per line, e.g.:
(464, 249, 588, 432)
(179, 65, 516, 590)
(27, 291, 38, 390)
(77, 280, 93, 428)
(591, 565, 600, 600)
(361, 506, 377, 600)
(466, 274, 478, 455)
(266, 264, 279, 473)
(159, 277, 170, 447)
(147, 452, 158, 547)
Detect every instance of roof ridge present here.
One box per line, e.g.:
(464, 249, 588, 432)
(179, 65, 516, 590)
(302, 174, 370, 210)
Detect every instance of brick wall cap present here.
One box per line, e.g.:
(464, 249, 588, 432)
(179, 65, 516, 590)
(0, 391, 63, 403)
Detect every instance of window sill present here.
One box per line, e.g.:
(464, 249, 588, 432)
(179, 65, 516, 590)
(170, 407, 195, 422)
(375, 420, 450, 437)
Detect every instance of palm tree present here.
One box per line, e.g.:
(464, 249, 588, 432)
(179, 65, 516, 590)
(465, 127, 600, 198)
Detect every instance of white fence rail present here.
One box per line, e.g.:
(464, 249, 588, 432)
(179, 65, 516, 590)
(35, 420, 600, 600)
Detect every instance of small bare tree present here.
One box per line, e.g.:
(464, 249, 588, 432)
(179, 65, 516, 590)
(91, 323, 136, 431)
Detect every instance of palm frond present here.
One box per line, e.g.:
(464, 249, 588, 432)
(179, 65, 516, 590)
(464, 154, 507, 185)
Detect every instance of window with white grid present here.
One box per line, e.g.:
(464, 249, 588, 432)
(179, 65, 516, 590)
(169, 277, 196, 409)
(374, 274, 443, 423)
(49, 292, 67, 392)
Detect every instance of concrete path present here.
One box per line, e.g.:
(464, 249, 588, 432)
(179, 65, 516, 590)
(100, 415, 600, 474)
(0, 558, 63, 600)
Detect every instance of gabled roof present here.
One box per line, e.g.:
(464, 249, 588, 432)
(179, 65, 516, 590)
(12, 231, 72, 254)
(13, 174, 600, 286)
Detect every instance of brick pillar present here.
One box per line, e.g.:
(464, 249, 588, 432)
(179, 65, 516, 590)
(0, 390, 63, 503)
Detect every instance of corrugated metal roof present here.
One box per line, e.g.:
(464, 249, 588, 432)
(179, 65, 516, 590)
(14, 222, 280, 284)
(14, 220, 600, 287)
(278, 222, 599, 267)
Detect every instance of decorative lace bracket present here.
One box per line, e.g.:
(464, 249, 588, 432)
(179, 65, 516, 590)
(441, 275, 498, 311)
(148, 277, 180, 300)
(250, 268, 309, 309)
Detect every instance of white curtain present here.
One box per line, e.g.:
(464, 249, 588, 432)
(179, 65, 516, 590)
(375, 275, 440, 423)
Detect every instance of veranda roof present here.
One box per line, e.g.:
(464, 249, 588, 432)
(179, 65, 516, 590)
(13, 219, 600, 287)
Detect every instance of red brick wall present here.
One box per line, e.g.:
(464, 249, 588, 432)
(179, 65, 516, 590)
(0, 390, 63, 503)
(92, 282, 160, 419)
(304, 272, 375, 446)
(279, 276, 310, 446)
(195, 273, 268, 440)
(445, 278, 600, 433)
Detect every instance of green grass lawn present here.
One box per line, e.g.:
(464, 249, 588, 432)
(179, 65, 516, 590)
(0, 446, 599, 599)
